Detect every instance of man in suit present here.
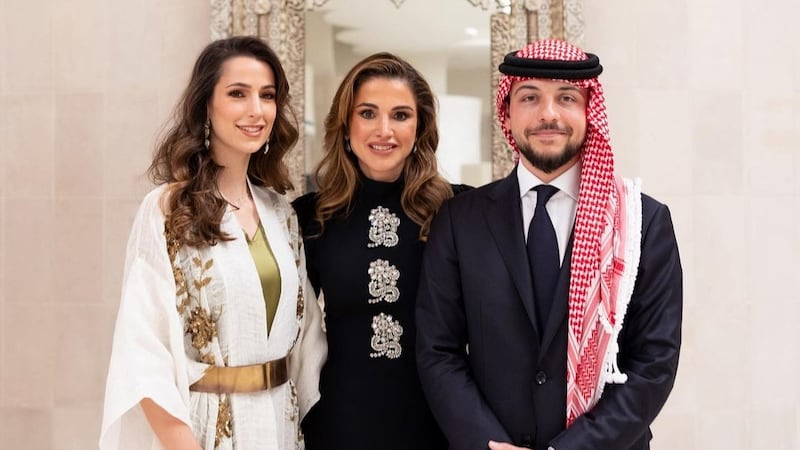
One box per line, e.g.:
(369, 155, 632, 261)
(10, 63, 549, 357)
(416, 39, 682, 450)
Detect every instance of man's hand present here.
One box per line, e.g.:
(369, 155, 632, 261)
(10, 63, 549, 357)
(488, 440, 527, 450)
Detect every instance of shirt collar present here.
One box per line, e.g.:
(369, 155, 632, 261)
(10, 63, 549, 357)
(517, 160, 581, 202)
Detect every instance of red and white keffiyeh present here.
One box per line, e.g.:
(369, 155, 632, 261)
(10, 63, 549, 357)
(496, 39, 640, 426)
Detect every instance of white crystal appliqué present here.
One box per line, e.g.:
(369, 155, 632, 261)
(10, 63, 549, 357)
(369, 313, 403, 359)
(368, 206, 400, 248)
(368, 259, 400, 304)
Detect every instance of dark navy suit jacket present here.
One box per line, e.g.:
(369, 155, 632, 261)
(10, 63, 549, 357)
(416, 168, 682, 450)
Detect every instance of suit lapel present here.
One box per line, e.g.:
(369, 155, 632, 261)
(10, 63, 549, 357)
(484, 169, 540, 338)
(539, 232, 575, 356)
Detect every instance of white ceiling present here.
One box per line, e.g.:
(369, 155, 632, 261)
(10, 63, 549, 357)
(311, 0, 493, 69)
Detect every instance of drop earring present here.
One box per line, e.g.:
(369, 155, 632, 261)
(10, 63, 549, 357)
(345, 139, 352, 152)
(204, 119, 211, 150)
(263, 141, 270, 154)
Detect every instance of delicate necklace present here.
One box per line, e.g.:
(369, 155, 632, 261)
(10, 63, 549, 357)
(221, 188, 250, 210)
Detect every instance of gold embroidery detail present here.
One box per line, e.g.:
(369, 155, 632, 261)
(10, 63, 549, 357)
(215, 394, 233, 448)
(288, 208, 305, 322)
(286, 380, 303, 447)
(166, 226, 181, 260)
(165, 223, 219, 366)
(174, 269, 190, 313)
(296, 283, 304, 320)
(200, 352, 216, 365)
(166, 227, 192, 314)
(187, 306, 217, 353)
(193, 256, 214, 289)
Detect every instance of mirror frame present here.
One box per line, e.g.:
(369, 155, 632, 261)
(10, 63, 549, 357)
(209, 0, 585, 193)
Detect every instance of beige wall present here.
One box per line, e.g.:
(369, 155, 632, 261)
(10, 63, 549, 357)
(2, 0, 799, 449)
(0, 0, 210, 448)
(585, 0, 800, 449)
(447, 66, 493, 163)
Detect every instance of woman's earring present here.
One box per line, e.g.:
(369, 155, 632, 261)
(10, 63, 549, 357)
(412, 144, 418, 153)
(204, 119, 211, 150)
(345, 139, 352, 153)
(263, 141, 270, 154)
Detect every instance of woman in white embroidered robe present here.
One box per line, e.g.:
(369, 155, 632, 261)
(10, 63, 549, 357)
(100, 37, 325, 450)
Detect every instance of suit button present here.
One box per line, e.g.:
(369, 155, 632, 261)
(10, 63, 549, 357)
(535, 371, 547, 385)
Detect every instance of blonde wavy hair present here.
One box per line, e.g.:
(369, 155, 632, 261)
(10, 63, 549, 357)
(313, 52, 453, 241)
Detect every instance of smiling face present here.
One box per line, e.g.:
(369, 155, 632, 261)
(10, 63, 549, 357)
(506, 78, 588, 181)
(347, 77, 418, 182)
(207, 56, 276, 164)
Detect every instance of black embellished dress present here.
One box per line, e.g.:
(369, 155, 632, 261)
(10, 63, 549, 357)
(292, 175, 448, 450)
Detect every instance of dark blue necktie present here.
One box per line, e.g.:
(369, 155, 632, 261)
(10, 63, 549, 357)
(527, 185, 560, 332)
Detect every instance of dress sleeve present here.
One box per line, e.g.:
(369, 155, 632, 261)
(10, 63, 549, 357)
(99, 190, 192, 450)
(291, 193, 322, 295)
(288, 201, 327, 421)
(290, 277, 327, 420)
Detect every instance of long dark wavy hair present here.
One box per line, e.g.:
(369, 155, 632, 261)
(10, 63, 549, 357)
(313, 52, 453, 241)
(149, 36, 299, 248)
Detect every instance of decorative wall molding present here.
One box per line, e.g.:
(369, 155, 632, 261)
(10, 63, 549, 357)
(210, 0, 232, 40)
(490, 8, 516, 180)
(563, 0, 585, 46)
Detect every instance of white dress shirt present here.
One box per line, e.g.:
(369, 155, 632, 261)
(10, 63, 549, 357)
(517, 162, 581, 265)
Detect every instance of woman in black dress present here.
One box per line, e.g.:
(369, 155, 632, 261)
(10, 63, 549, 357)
(293, 53, 466, 450)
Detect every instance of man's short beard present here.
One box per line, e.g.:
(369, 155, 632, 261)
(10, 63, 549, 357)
(517, 140, 582, 174)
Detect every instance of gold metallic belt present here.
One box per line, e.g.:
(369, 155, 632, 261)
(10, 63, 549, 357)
(189, 356, 289, 394)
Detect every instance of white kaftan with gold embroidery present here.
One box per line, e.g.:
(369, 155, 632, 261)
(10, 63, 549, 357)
(100, 184, 326, 450)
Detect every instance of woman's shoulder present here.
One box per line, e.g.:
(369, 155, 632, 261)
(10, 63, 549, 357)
(135, 184, 170, 221)
(450, 183, 474, 196)
(291, 191, 318, 210)
(125, 185, 171, 260)
(252, 184, 314, 218)
(290, 191, 320, 235)
(141, 183, 168, 202)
